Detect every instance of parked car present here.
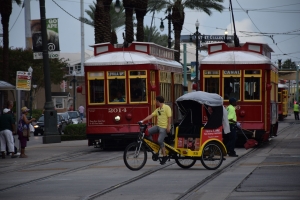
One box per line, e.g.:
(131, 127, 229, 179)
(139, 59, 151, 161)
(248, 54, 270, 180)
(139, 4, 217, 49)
(58, 112, 73, 125)
(33, 114, 67, 136)
(67, 111, 81, 124)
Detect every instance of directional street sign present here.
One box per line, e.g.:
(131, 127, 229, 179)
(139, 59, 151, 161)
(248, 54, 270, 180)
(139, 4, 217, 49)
(16, 71, 31, 91)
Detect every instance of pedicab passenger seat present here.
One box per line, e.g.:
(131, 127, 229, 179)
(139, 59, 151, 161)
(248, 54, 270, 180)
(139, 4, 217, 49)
(177, 125, 203, 138)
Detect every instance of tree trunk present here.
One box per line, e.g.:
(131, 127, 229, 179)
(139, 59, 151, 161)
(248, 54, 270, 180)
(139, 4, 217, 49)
(123, 0, 135, 44)
(172, 2, 184, 62)
(0, 0, 12, 82)
(135, 0, 148, 42)
(94, 0, 105, 43)
(103, 0, 112, 43)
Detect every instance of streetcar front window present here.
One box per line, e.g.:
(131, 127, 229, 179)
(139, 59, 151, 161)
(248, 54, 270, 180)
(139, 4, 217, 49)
(130, 78, 146, 102)
(109, 79, 126, 102)
(89, 79, 104, 103)
(224, 78, 240, 100)
(244, 77, 260, 100)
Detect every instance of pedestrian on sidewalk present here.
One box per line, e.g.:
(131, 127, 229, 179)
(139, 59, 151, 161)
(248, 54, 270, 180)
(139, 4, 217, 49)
(0, 108, 18, 158)
(293, 102, 299, 120)
(17, 107, 35, 158)
(78, 104, 84, 122)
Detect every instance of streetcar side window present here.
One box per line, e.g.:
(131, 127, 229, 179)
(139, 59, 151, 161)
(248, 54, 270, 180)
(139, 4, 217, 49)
(224, 78, 240, 100)
(89, 80, 104, 103)
(204, 78, 219, 94)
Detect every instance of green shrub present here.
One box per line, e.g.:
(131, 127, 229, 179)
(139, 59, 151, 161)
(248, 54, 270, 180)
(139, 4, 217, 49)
(64, 123, 86, 135)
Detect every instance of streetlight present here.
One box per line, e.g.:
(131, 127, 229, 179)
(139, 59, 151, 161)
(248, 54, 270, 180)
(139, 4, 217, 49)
(28, 66, 33, 118)
(69, 70, 77, 111)
(224, 30, 228, 43)
(159, 7, 172, 48)
(114, 0, 121, 13)
(191, 19, 201, 91)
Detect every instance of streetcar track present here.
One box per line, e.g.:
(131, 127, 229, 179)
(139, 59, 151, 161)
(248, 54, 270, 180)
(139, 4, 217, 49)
(175, 123, 294, 199)
(0, 155, 123, 193)
(0, 151, 93, 175)
(83, 161, 176, 200)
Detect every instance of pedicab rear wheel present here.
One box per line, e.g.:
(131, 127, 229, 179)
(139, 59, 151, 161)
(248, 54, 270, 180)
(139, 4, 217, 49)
(175, 155, 197, 169)
(201, 142, 223, 170)
(123, 142, 147, 171)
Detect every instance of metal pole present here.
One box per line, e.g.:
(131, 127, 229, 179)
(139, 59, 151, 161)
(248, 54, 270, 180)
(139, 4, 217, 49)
(195, 27, 199, 91)
(168, 10, 171, 49)
(73, 76, 76, 111)
(24, 0, 32, 49)
(297, 64, 299, 102)
(29, 88, 33, 118)
(80, 0, 85, 76)
(183, 44, 187, 94)
(39, 0, 60, 143)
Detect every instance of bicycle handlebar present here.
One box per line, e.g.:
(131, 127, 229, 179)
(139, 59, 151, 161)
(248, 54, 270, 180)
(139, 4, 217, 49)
(138, 121, 152, 126)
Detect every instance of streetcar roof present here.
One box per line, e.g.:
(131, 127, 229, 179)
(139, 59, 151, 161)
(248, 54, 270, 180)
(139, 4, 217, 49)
(200, 51, 271, 65)
(176, 91, 223, 107)
(85, 51, 182, 68)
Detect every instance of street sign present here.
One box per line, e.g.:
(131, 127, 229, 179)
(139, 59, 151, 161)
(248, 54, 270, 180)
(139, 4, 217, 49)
(16, 71, 31, 91)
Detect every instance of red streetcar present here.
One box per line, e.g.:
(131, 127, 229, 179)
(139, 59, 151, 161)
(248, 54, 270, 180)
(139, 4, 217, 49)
(84, 42, 183, 148)
(199, 42, 279, 144)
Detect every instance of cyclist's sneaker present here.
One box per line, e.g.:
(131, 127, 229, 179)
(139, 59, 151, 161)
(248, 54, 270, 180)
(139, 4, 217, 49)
(160, 156, 168, 165)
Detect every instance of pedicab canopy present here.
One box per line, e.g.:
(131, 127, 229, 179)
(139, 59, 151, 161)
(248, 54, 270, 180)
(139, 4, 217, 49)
(176, 91, 229, 133)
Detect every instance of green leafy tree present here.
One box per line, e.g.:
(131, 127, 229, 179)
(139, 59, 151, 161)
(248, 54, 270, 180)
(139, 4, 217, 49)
(0, 47, 68, 102)
(148, 0, 224, 62)
(80, 1, 125, 44)
(282, 59, 297, 70)
(0, 0, 22, 82)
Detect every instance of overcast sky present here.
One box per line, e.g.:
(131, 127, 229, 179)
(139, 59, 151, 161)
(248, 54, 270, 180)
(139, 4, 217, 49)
(2, 0, 300, 64)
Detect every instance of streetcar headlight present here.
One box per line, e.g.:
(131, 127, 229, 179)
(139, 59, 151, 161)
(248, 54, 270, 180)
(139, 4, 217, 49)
(115, 115, 121, 122)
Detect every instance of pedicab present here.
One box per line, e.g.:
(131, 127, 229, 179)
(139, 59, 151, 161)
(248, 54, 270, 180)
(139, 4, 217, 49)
(123, 91, 228, 171)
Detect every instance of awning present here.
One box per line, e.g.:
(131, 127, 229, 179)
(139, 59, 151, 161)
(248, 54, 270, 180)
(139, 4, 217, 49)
(0, 80, 15, 90)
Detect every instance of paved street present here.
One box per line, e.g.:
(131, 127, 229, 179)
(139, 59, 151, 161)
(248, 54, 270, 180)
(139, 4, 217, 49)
(0, 113, 299, 200)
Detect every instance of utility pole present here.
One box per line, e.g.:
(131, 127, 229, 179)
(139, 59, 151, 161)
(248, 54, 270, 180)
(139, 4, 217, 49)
(80, 0, 85, 76)
(24, 0, 32, 49)
(39, 0, 61, 144)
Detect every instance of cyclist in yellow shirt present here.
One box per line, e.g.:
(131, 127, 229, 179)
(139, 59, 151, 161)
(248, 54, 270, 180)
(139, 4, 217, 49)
(294, 102, 299, 120)
(140, 95, 172, 165)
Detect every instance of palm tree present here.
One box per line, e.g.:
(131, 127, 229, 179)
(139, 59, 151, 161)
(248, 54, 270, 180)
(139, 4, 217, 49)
(0, 0, 22, 82)
(148, 0, 224, 62)
(94, 0, 112, 44)
(80, 1, 125, 44)
(123, 0, 135, 44)
(135, 0, 148, 42)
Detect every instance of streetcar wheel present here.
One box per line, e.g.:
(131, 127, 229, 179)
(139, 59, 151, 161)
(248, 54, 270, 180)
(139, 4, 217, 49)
(123, 142, 147, 171)
(201, 142, 223, 170)
(175, 155, 196, 169)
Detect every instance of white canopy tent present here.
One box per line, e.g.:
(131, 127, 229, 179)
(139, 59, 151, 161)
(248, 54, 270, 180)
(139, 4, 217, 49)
(0, 80, 15, 90)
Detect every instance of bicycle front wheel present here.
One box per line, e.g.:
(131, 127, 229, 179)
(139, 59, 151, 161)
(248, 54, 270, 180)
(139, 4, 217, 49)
(200, 142, 223, 170)
(123, 142, 147, 171)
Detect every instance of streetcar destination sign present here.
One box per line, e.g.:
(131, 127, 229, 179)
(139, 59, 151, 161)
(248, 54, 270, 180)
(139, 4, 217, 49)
(224, 70, 240, 75)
